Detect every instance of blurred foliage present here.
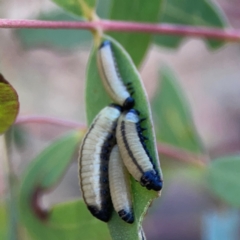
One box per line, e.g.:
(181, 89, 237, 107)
(16, 11, 91, 49)
(0, 74, 19, 135)
(155, 0, 227, 49)
(2, 0, 240, 239)
(108, 0, 163, 67)
(206, 155, 240, 207)
(0, 203, 8, 239)
(51, 0, 97, 19)
(19, 131, 94, 240)
(151, 67, 203, 153)
(86, 35, 160, 240)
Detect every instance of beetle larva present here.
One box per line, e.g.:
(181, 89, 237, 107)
(97, 40, 135, 110)
(78, 104, 122, 222)
(116, 109, 163, 191)
(109, 145, 134, 224)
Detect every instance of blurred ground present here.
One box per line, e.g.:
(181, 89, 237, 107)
(1, 0, 240, 239)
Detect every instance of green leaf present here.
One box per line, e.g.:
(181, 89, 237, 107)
(206, 155, 240, 207)
(16, 11, 91, 49)
(151, 67, 203, 153)
(96, 0, 111, 19)
(19, 131, 96, 240)
(155, 0, 227, 49)
(49, 200, 111, 239)
(109, 0, 164, 66)
(0, 74, 19, 134)
(0, 203, 8, 240)
(51, 0, 97, 19)
(86, 36, 161, 240)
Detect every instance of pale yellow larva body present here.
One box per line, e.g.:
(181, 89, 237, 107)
(97, 40, 134, 110)
(78, 104, 122, 222)
(116, 109, 163, 191)
(109, 145, 134, 223)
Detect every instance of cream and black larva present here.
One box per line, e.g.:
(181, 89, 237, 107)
(109, 145, 134, 224)
(97, 40, 135, 110)
(78, 104, 122, 222)
(116, 109, 163, 191)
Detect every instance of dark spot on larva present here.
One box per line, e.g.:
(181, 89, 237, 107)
(101, 177, 108, 184)
(101, 166, 108, 172)
(101, 189, 109, 195)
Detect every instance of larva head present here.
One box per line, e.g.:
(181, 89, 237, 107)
(123, 97, 135, 110)
(99, 40, 111, 49)
(103, 104, 122, 120)
(141, 171, 163, 191)
(124, 109, 139, 123)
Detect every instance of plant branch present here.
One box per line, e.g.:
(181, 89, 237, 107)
(0, 18, 240, 41)
(157, 143, 208, 167)
(15, 115, 85, 129)
(15, 115, 207, 166)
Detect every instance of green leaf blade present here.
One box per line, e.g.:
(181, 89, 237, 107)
(50, 200, 111, 239)
(51, 0, 97, 19)
(19, 131, 89, 240)
(16, 11, 91, 49)
(109, 0, 163, 66)
(155, 0, 227, 49)
(206, 156, 240, 207)
(0, 74, 19, 134)
(151, 67, 203, 153)
(86, 36, 161, 240)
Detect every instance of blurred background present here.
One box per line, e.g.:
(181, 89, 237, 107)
(1, 0, 240, 239)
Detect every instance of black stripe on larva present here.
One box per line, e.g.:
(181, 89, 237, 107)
(80, 106, 122, 222)
(99, 40, 135, 110)
(135, 119, 163, 191)
(98, 129, 118, 219)
(121, 121, 144, 174)
(118, 209, 134, 224)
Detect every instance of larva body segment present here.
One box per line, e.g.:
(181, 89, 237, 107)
(97, 40, 135, 110)
(109, 145, 134, 224)
(116, 109, 163, 191)
(78, 104, 122, 222)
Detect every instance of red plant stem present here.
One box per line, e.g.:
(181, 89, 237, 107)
(15, 115, 207, 167)
(15, 115, 85, 129)
(0, 18, 240, 41)
(157, 143, 208, 167)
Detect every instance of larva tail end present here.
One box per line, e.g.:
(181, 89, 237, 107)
(141, 171, 163, 191)
(99, 40, 111, 49)
(87, 205, 111, 222)
(118, 209, 134, 224)
(123, 97, 135, 110)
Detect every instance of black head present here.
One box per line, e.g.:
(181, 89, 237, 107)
(99, 40, 111, 49)
(141, 171, 163, 191)
(123, 97, 135, 110)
